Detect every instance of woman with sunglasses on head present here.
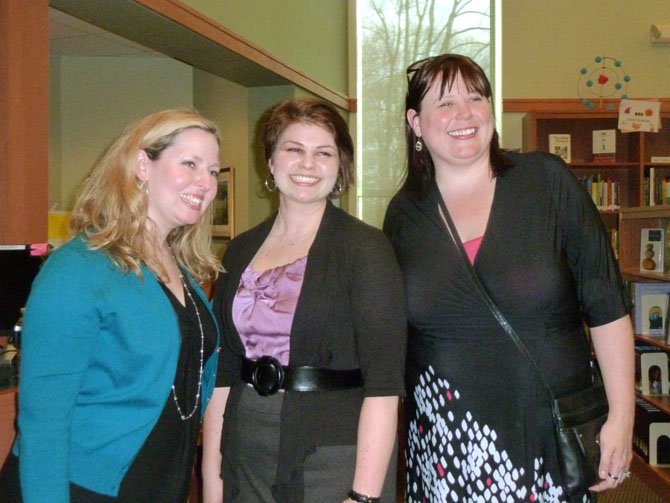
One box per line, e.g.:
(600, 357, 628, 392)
(0, 109, 223, 502)
(383, 54, 634, 502)
(202, 98, 406, 503)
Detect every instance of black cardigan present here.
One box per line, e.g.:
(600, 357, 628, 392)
(213, 201, 407, 502)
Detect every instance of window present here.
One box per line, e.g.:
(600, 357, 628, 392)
(357, 0, 495, 227)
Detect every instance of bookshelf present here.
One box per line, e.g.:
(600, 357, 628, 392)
(523, 110, 670, 219)
(523, 109, 670, 496)
(620, 207, 670, 495)
(633, 332, 670, 499)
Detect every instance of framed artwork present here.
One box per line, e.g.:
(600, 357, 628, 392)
(212, 166, 234, 238)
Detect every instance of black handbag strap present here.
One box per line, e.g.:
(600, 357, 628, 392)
(432, 185, 595, 402)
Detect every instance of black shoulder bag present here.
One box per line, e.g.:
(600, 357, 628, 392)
(435, 187, 608, 497)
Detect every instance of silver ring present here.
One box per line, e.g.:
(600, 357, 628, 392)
(607, 472, 619, 480)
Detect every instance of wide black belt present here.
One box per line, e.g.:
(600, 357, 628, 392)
(241, 356, 363, 396)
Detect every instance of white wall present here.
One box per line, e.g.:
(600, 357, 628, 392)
(194, 70, 250, 234)
(502, 0, 670, 150)
(52, 55, 193, 209)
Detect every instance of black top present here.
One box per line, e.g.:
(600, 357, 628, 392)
(383, 151, 630, 501)
(214, 201, 407, 503)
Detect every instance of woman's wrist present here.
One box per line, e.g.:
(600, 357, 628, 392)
(347, 489, 380, 503)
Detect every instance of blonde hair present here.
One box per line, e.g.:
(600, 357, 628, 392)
(69, 108, 222, 284)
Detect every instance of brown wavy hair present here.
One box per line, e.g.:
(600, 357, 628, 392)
(402, 53, 510, 200)
(262, 98, 354, 197)
(68, 108, 222, 284)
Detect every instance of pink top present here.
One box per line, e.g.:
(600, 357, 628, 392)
(463, 236, 483, 265)
(232, 257, 307, 366)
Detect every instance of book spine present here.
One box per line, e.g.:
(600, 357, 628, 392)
(651, 167, 656, 206)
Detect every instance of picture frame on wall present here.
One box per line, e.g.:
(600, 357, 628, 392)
(212, 166, 234, 239)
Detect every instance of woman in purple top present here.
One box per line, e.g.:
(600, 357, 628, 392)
(202, 99, 407, 503)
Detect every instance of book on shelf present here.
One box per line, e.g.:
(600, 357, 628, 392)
(663, 177, 670, 205)
(633, 396, 670, 464)
(640, 228, 665, 273)
(644, 169, 670, 205)
(652, 156, 670, 164)
(578, 174, 619, 210)
(634, 342, 669, 396)
(609, 228, 619, 259)
(630, 281, 670, 335)
(592, 129, 616, 163)
(548, 133, 571, 163)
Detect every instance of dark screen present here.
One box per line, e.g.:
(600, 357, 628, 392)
(0, 246, 44, 331)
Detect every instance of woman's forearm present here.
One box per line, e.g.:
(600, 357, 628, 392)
(202, 387, 229, 503)
(349, 396, 400, 499)
(590, 315, 635, 420)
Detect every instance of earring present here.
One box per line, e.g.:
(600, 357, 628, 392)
(330, 181, 344, 197)
(415, 138, 423, 152)
(264, 173, 277, 192)
(138, 179, 148, 195)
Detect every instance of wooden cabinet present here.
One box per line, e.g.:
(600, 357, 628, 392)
(0, 387, 17, 464)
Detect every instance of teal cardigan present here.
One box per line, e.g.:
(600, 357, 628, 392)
(12, 236, 219, 502)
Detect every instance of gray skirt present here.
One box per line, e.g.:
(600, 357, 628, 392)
(229, 384, 396, 502)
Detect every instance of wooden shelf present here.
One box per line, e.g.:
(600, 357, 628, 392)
(636, 334, 670, 351)
(637, 391, 670, 415)
(632, 452, 670, 499)
(620, 205, 670, 219)
(621, 269, 670, 282)
(569, 162, 639, 168)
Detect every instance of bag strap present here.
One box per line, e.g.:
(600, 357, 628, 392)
(432, 185, 597, 402)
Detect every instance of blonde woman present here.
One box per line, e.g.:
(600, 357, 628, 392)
(0, 109, 222, 503)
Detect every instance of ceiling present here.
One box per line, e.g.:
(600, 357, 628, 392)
(48, 2, 290, 88)
(50, 8, 164, 58)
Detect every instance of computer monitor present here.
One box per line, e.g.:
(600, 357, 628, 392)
(0, 245, 44, 334)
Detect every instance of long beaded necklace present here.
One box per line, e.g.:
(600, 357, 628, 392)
(171, 271, 205, 421)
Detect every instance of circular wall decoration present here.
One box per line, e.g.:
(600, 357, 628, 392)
(578, 56, 630, 109)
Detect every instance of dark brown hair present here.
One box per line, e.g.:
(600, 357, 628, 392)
(402, 53, 510, 199)
(262, 98, 354, 197)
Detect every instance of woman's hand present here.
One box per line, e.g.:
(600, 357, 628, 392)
(588, 412, 633, 492)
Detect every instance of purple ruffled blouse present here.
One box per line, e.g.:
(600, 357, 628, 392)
(232, 256, 307, 366)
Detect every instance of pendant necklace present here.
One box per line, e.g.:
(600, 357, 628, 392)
(171, 270, 205, 421)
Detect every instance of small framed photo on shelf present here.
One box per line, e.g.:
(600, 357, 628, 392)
(212, 167, 235, 239)
(548, 133, 571, 163)
(640, 228, 665, 273)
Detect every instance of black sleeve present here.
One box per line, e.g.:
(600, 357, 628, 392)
(548, 154, 630, 327)
(349, 225, 407, 397)
(213, 246, 243, 388)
